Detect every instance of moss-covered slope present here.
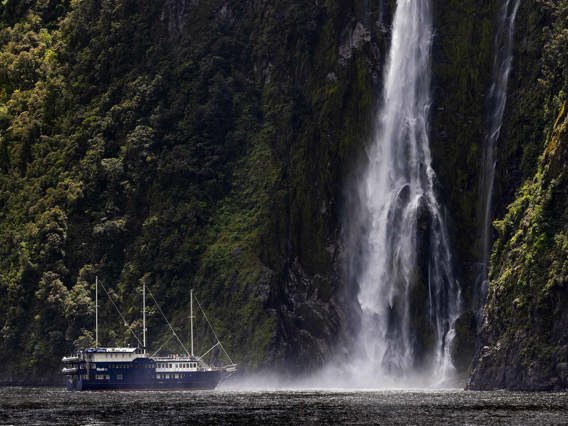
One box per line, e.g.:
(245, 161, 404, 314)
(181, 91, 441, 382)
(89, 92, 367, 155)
(0, 0, 388, 383)
(469, 101, 568, 390)
(469, 0, 568, 390)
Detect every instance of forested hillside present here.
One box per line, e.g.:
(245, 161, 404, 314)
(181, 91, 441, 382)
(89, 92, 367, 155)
(0, 0, 386, 383)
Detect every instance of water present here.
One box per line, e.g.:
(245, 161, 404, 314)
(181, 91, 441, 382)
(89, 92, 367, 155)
(1, 387, 567, 425)
(346, 0, 459, 385)
(476, 0, 520, 310)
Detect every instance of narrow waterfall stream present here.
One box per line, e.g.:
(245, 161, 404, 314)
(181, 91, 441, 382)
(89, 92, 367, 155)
(347, 0, 460, 387)
(477, 0, 520, 309)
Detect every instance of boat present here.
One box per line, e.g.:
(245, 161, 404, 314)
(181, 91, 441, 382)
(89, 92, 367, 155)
(62, 277, 237, 391)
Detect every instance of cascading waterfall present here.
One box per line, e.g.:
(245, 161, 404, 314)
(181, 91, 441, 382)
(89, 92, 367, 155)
(477, 0, 520, 309)
(346, 0, 460, 387)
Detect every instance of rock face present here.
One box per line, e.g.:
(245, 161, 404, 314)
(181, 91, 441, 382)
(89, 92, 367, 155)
(468, 101, 568, 390)
(468, 1, 568, 391)
(0, 0, 388, 382)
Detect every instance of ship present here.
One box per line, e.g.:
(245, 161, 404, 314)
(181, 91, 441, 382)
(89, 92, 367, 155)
(62, 278, 237, 391)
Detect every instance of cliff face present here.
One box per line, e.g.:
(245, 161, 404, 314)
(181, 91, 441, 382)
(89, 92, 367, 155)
(469, 1, 568, 390)
(468, 102, 568, 390)
(0, 0, 566, 388)
(0, 0, 391, 382)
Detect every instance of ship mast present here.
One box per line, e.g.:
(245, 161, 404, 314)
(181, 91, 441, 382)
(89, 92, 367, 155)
(95, 275, 99, 348)
(143, 280, 147, 355)
(190, 289, 194, 356)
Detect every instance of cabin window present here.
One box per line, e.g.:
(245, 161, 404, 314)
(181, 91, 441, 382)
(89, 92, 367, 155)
(174, 374, 179, 379)
(117, 374, 123, 380)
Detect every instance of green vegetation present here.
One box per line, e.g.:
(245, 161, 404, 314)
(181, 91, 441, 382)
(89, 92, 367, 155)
(469, 0, 568, 390)
(0, 0, 387, 382)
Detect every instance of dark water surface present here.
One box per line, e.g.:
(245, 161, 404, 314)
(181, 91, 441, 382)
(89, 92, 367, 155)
(0, 387, 567, 425)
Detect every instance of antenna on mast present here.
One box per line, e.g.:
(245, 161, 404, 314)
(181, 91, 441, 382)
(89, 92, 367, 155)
(95, 276, 99, 348)
(143, 280, 147, 355)
(190, 289, 194, 356)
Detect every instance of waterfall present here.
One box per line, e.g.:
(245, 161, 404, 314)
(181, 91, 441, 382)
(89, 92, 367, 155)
(477, 0, 520, 309)
(345, 0, 460, 387)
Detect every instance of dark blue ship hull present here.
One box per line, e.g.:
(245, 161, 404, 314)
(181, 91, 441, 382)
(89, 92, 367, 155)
(66, 370, 222, 391)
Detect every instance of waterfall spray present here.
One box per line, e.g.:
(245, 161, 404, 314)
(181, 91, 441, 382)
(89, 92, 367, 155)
(477, 0, 520, 310)
(344, 0, 460, 387)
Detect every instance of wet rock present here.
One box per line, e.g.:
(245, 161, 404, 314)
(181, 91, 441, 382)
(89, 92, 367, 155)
(339, 22, 371, 65)
(450, 311, 476, 372)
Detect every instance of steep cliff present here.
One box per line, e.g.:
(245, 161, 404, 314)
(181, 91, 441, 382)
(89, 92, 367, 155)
(469, 0, 568, 390)
(0, 0, 389, 383)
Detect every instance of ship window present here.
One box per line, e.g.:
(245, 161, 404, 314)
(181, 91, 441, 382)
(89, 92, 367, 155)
(165, 374, 170, 379)
(117, 374, 123, 380)
(174, 374, 179, 379)
(169, 363, 172, 368)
